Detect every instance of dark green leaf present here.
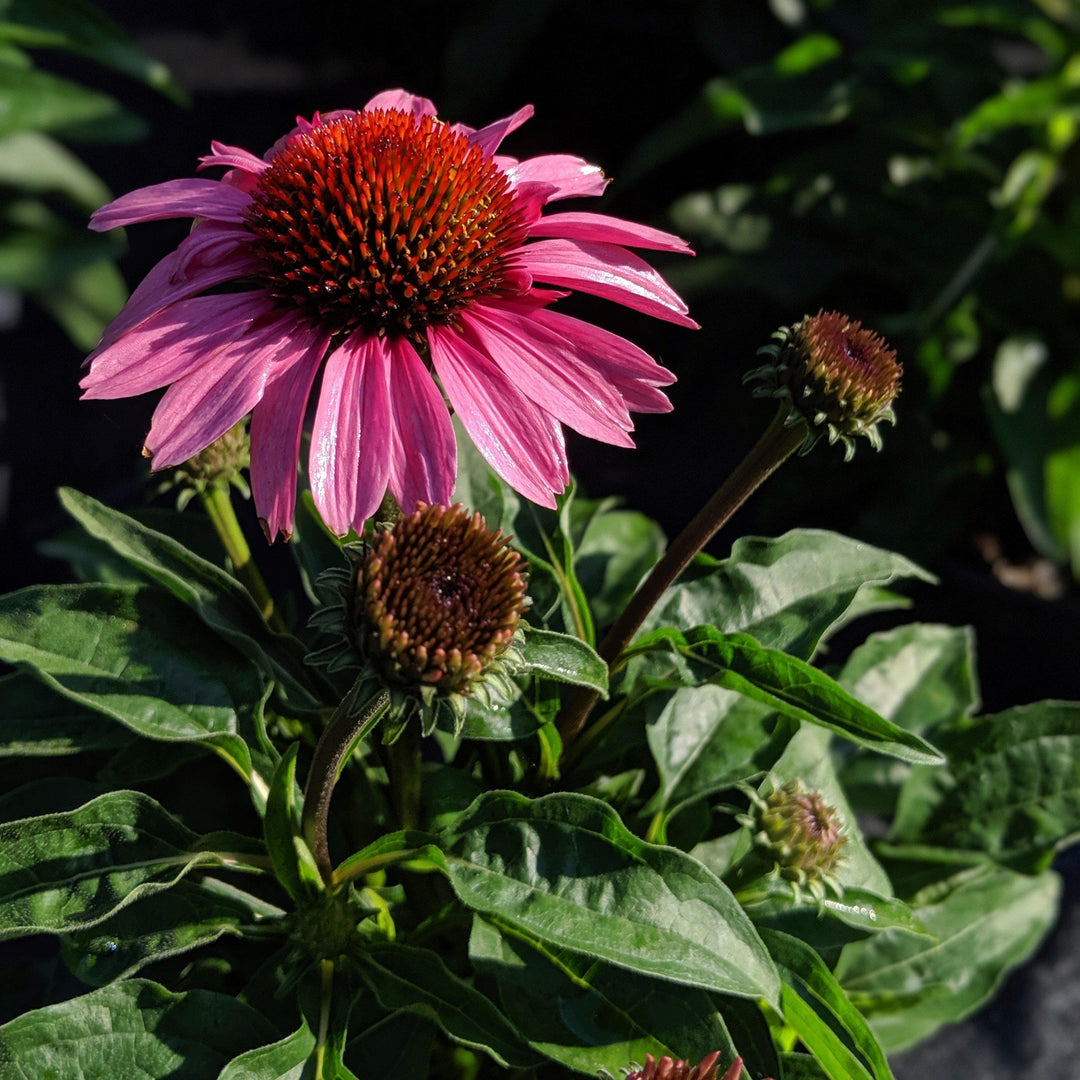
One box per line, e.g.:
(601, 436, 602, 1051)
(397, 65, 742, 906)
(0, 979, 278, 1078)
(58, 488, 319, 711)
(835, 864, 1060, 1052)
(469, 915, 739, 1074)
(0, 789, 264, 940)
(356, 940, 539, 1068)
(639, 530, 933, 661)
(0, 130, 109, 208)
(0, 670, 133, 756)
(520, 626, 608, 694)
(435, 791, 780, 1005)
(61, 876, 284, 985)
(763, 929, 893, 1080)
(264, 743, 316, 905)
(218, 1018, 317, 1080)
(30, 256, 126, 350)
(344, 1009, 435, 1080)
(97, 739, 208, 785)
(630, 627, 943, 764)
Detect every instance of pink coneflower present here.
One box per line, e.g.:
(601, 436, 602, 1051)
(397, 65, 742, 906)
(83, 89, 695, 539)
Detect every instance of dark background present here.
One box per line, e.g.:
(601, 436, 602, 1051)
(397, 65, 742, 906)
(2, 2, 1080, 1076)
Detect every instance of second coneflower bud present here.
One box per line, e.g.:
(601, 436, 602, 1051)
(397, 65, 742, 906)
(616, 1052, 754, 1080)
(745, 309, 901, 460)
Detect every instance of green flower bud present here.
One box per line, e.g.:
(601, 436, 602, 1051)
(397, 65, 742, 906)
(158, 420, 250, 508)
(745, 310, 902, 460)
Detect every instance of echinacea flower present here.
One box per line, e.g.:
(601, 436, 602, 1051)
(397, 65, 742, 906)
(83, 90, 695, 539)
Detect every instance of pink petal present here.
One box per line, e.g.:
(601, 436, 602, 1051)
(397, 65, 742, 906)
(81, 292, 272, 399)
(363, 89, 438, 117)
(198, 140, 269, 176)
(309, 340, 364, 536)
(517, 239, 698, 328)
(465, 104, 534, 157)
(89, 178, 251, 231)
(460, 304, 634, 446)
(98, 223, 259, 349)
(351, 334, 393, 532)
(528, 211, 692, 253)
(428, 324, 567, 508)
(528, 304, 676, 413)
(144, 308, 305, 468)
(250, 327, 332, 542)
(505, 154, 608, 201)
(383, 336, 456, 513)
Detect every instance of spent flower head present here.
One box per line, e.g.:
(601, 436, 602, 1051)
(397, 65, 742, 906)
(83, 90, 695, 540)
(309, 502, 528, 736)
(745, 310, 901, 460)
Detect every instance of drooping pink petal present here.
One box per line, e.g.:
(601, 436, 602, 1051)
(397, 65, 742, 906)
(460, 304, 634, 446)
(81, 292, 272, 399)
(383, 336, 456, 513)
(518, 238, 699, 328)
(428, 324, 567, 508)
(89, 178, 251, 231)
(309, 340, 365, 537)
(198, 140, 269, 176)
(144, 308, 307, 468)
(351, 334, 394, 532)
(505, 154, 609, 201)
(512, 181, 558, 228)
(528, 210, 692, 253)
(250, 327, 332, 542)
(363, 89, 437, 117)
(524, 306, 673, 414)
(464, 104, 534, 157)
(98, 224, 259, 349)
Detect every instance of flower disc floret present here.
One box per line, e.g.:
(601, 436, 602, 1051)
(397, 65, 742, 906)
(746, 310, 901, 459)
(356, 503, 527, 698)
(246, 110, 529, 339)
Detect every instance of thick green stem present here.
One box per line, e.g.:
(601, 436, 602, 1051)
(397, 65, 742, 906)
(199, 481, 285, 632)
(388, 723, 422, 831)
(557, 406, 807, 754)
(302, 685, 391, 885)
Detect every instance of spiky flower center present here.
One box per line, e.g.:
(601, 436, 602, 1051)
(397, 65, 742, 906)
(356, 503, 527, 694)
(760, 782, 847, 884)
(246, 110, 529, 339)
(625, 1052, 724, 1080)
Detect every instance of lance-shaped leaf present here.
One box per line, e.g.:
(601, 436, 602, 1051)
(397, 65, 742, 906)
(434, 791, 780, 1005)
(762, 929, 894, 1080)
(0, 979, 278, 1078)
(629, 626, 943, 764)
(58, 487, 318, 708)
(356, 940, 539, 1068)
(639, 530, 933, 660)
(469, 915, 740, 1075)
(0, 582, 266, 784)
(0, 789, 264, 940)
(344, 1008, 436, 1080)
(836, 863, 1060, 1053)
(520, 626, 608, 694)
(218, 1017, 317, 1080)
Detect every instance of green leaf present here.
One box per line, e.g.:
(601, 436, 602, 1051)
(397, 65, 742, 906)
(4, 0, 187, 101)
(469, 915, 739, 1075)
(0, 789, 264, 940)
(263, 743, 315, 905)
(0, 130, 110, 207)
(31, 256, 126, 350)
(520, 625, 608, 694)
(630, 627, 943, 764)
(58, 488, 319, 710)
(639, 530, 933, 661)
(356, 940, 539, 1068)
(450, 415, 522, 536)
(762, 929, 893, 1080)
(0, 582, 266, 785)
(0, 670, 133, 756)
(61, 876, 283, 985)
(0, 979, 278, 1078)
(891, 701, 1080, 867)
(218, 1018, 317, 1080)
(343, 1009, 435, 1080)
(435, 791, 781, 1005)
(835, 864, 1061, 1053)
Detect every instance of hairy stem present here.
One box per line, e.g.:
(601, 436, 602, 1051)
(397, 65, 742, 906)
(557, 405, 807, 754)
(302, 685, 391, 885)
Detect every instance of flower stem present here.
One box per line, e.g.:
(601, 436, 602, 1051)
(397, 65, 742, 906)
(314, 958, 334, 1080)
(557, 405, 807, 753)
(388, 723, 422, 831)
(199, 480, 286, 632)
(302, 685, 391, 885)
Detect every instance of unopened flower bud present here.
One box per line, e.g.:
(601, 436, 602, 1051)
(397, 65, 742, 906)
(745, 310, 901, 460)
(755, 781, 847, 897)
(159, 420, 250, 508)
(617, 1052, 748, 1080)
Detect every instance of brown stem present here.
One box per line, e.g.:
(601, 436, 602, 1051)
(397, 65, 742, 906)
(557, 406, 807, 754)
(388, 722, 422, 831)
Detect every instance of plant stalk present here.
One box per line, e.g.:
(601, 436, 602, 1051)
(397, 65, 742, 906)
(302, 685, 391, 885)
(388, 723, 422, 831)
(557, 405, 807, 753)
(199, 480, 286, 632)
